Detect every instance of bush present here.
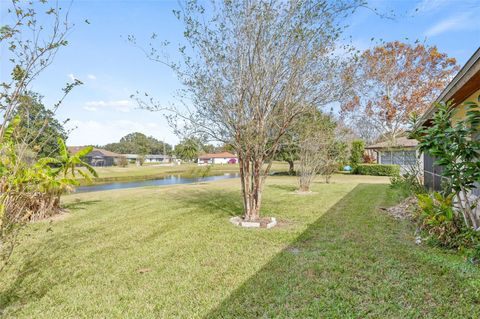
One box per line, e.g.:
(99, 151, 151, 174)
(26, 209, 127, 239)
(362, 153, 375, 164)
(349, 140, 365, 168)
(416, 192, 480, 262)
(390, 172, 426, 197)
(117, 156, 128, 167)
(354, 164, 400, 176)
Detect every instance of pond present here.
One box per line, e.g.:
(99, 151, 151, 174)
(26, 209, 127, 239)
(75, 173, 239, 193)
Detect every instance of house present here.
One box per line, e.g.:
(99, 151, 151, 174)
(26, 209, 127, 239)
(123, 154, 171, 164)
(415, 47, 479, 194)
(68, 146, 123, 167)
(365, 136, 421, 173)
(198, 152, 237, 165)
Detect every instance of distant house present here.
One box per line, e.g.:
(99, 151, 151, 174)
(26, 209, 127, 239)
(365, 136, 421, 173)
(123, 154, 171, 164)
(198, 152, 237, 165)
(68, 146, 123, 167)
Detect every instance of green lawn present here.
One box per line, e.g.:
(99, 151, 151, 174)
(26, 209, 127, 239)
(1, 175, 479, 318)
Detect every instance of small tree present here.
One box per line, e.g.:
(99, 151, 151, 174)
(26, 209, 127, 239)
(412, 100, 480, 230)
(321, 141, 348, 183)
(350, 140, 365, 169)
(118, 156, 128, 167)
(133, 0, 362, 220)
(275, 142, 299, 175)
(174, 138, 200, 162)
(298, 112, 337, 192)
(138, 154, 146, 166)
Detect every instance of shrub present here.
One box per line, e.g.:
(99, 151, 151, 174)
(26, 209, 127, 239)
(117, 156, 128, 167)
(349, 140, 365, 168)
(354, 164, 400, 176)
(362, 153, 375, 164)
(390, 172, 426, 198)
(411, 100, 480, 230)
(416, 192, 480, 261)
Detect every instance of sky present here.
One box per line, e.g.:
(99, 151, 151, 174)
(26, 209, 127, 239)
(1, 0, 479, 147)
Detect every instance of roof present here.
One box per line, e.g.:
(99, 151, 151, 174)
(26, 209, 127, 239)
(198, 152, 237, 159)
(68, 146, 122, 157)
(416, 46, 480, 128)
(366, 136, 418, 150)
(123, 154, 171, 159)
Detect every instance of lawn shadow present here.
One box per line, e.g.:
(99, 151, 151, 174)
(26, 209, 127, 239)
(176, 188, 244, 218)
(1, 200, 102, 314)
(203, 183, 477, 318)
(62, 199, 102, 211)
(266, 184, 298, 192)
(0, 244, 65, 315)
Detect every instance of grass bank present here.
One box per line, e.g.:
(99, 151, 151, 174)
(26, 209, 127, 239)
(1, 175, 478, 318)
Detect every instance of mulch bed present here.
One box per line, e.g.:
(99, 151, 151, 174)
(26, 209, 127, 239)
(380, 196, 418, 220)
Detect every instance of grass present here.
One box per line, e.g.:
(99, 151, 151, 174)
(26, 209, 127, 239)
(80, 162, 289, 185)
(1, 175, 479, 318)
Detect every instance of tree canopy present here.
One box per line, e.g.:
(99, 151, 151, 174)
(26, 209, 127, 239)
(174, 138, 201, 161)
(341, 41, 459, 142)
(103, 132, 172, 155)
(13, 92, 67, 158)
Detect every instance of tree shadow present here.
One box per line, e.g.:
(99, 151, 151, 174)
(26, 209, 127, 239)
(0, 243, 66, 315)
(266, 184, 298, 192)
(175, 188, 244, 218)
(204, 183, 479, 318)
(62, 199, 102, 211)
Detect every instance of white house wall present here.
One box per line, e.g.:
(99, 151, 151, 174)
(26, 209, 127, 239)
(213, 157, 236, 164)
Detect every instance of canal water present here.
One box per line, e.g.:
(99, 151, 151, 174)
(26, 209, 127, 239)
(75, 173, 239, 193)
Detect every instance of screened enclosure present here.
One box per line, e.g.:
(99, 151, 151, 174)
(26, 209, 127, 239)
(379, 150, 417, 166)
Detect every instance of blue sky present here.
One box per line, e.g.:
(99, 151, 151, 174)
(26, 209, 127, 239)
(1, 0, 479, 146)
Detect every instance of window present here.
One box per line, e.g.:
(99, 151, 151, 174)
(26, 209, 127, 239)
(380, 150, 418, 166)
(392, 152, 404, 165)
(380, 151, 392, 164)
(404, 151, 417, 165)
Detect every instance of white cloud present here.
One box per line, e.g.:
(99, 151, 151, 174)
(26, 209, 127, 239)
(87, 74, 97, 80)
(82, 100, 135, 113)
(83, 106, 98, 112)
(66, 120, 178, 146)
(424, 11, 477, 36)
(415, 0, 452, 13)
(67, 73, 76, 81)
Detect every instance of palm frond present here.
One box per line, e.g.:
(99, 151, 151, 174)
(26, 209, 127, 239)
(57, 138, 68, 158)
(82, 162, 98, 178)
(75, 146, 93, 158)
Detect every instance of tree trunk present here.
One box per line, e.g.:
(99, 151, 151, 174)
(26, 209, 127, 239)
(298, 184, 310, 192)
(287, 160, 295, 175)
(325, 175, 331, 184)
(238, 153, 263, 221)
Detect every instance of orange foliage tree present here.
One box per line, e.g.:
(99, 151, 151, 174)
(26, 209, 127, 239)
(341, 41, 459, 142)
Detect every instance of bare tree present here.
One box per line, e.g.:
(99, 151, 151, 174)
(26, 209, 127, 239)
(298, 111, 339, 192)
(133, 0, 363, 221)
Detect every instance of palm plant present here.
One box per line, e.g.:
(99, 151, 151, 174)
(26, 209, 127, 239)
(39, 138, 98, 181)
(35, 138, 98, 212)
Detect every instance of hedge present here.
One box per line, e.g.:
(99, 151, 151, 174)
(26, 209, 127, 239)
(353, 164, 400, 176)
